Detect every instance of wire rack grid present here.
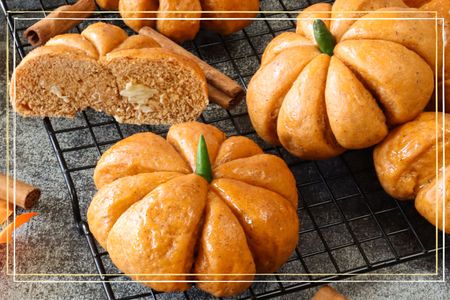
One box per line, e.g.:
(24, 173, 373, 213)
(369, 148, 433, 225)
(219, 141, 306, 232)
(1, 0, 447, 299)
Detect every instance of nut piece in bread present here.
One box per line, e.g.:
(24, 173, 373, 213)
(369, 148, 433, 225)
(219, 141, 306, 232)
(104, 47, 208, 124)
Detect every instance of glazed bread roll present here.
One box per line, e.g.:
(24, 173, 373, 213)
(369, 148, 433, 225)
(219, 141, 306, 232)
(88, 121, 299, 297)
(374, 112, 450, 233)
(11, 22, 209, 125)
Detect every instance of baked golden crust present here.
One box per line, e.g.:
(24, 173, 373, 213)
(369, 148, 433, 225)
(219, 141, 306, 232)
(248, 1, 436, 160)
(420, 0, 450, 111)
(93, 132, 191, 189)
(330, 0, 407, 41)
(46, 34, 99, 59)
(374, 112, 450, 233)
(200, 0, 260, 35)
(446, 80, 450, 110)
(415, 166, 450, 233)
(335, 40, 433, 125)
(87, 172, 182, 248)
(212, 178, 298, 273)
(118, 0, 158, 32)
(214, 136, 263, 166)
(96, 0, 119, 10)
(260, 32, 313, 67)
(341, 9, 438, 71)
(88, 121, 299, 296)
(194, 191, 255, 296)
(107, 174, 208, 292)
(111, 35, 161, 52)
(374, 112, 450, 200)
(81, 22, 129, 56)
(325, 56, 387, 149)
(156, 0, 202, 43)
(296, 3, 332, 43)
(166, 121, 226, 170)
(277, 54, 345, 160)
(247, 46, 320, 145)
(214, 154, 298, 208)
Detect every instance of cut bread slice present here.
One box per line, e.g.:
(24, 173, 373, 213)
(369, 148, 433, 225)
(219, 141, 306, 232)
(103, 48, 208, 124)
(11, 45, 119, 117)
(10, 22, 209, 125)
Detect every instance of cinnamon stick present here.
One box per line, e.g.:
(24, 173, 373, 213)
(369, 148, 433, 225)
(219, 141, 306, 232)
(139, 26, 245, 109)
(24, 0, 96, 46)
(0, 174, 41, 210)
(208, 83, 244, 109)
(312, 285, 348, 300)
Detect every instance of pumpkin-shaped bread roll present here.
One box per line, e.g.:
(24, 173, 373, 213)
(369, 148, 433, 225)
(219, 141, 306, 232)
(247, 0, 436, 160)
(117, 0, 260, 41)
(417, 0, 450, 112)
(88, 121, 299, 297)
(374, 112, 450, 233)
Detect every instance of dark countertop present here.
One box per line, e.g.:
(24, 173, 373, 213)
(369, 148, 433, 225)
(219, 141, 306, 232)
(0, 1, 449, 299)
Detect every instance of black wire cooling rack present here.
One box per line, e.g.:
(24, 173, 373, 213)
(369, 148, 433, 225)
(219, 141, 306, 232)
(1, 0, 447, 299)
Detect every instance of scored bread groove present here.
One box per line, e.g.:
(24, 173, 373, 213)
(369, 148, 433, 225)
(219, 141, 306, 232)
(87, 171, 184, 249)
(340, 9, 438, 70)
(327, 51, 389, 127)
(325, 55, 388, 149)
(333, 39, 434, 125)
(11, 22, 209, 125)
(213, 154, 298, 208)
(247, 46, 320, 145)
(193, 189, 255, 297)
(210, 178, 299, 273)
(277, 53, 345, 160)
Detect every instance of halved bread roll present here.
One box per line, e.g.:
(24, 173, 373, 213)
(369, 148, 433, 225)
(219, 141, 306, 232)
(11, 22, 209, 125)
(11, 45, 119, 117)
(103, 48, 208, 124)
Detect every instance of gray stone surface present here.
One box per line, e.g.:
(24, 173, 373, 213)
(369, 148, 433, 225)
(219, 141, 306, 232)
(0, 0, 449, 299)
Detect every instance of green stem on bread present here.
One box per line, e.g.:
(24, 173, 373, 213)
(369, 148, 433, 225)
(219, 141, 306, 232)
(313, 19, 336, 56)
(195, 135, 212, 183)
